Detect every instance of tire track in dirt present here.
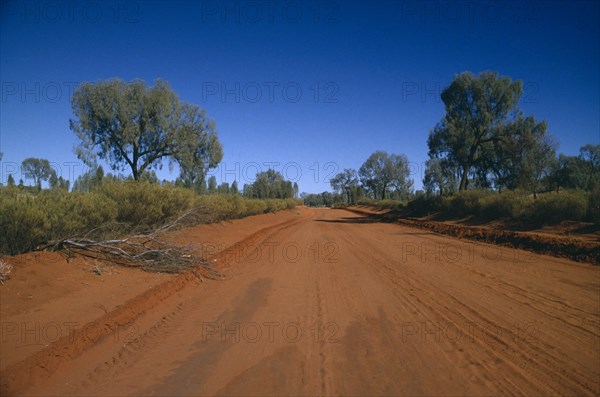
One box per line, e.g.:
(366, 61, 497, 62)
(332, 223, 534, 395)
(0, 209, 312, 396)
(5, 207, 599, 396)
(331, 210, 599, 395)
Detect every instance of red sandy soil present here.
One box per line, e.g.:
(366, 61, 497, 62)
(347, 206, 600, 264)
(1, 207, 599, 396)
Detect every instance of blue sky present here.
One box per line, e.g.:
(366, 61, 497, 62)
(1, 0, 599, 192)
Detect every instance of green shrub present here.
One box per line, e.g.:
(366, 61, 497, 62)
(100, 180, 193, 227)
(356, 198, 405, 211)
(264, 199, 285, 213)
(195, 195, 297, 222)
(196, 194, 235, 219)
(356, 198, 375, 206)
(440, 190, 489, 217)
(160, 187, 195, 219)
(407, 195, 442, 215)
(478, 190, 529, 220)
(38, 191, 109, 239)
(589, 186, 600, 222)
(525, 191, 589, 224)
(378, 199, 406, 210)
(284, 198, 300, 209)
(0, 181, 300, 256)
(0, 191, 48, 254)
(244, 199, 268, 215)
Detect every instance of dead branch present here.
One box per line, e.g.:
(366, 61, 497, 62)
(0, 260, 13, 284)
(44, 206, 225, 277)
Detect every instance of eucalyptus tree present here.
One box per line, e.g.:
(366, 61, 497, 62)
(359, 151, 412, 199)
(428, 71, 523, 190)
(490, 116, 556, 196)
(21, 157, 55, 189)
(330, 169, 359, 204)
(70, 78, 223, 181)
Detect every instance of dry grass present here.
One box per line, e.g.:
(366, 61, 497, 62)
(0, 259, 13, 284)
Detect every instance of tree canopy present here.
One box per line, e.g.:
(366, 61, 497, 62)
(548, 144, 600, 192)
(358, 151, 413, 199)
(21, 157, 55, 189)
(427, 71, 559, 194)
(428, 71, 523, 190)
(70, 78, 223, 181)
(330, 169, 359, 204)
(244, 169, 295, 199)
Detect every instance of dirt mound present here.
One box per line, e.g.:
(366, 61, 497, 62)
(346, 207, 600, 264)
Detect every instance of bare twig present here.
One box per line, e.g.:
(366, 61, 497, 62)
(45, 206, 225, 276)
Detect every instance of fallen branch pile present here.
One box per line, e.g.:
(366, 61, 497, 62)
(45, 207, 224, 278)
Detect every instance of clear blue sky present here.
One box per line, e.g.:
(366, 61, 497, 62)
(1, 0, 599, 192)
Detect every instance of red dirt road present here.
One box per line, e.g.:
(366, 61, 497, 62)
(2, 207, 599, 396)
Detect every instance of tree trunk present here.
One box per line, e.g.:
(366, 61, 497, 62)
(459, 165, 470, 191)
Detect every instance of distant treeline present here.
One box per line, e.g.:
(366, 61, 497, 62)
(304, 71, 599, 224)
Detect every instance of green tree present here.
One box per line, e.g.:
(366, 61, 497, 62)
(208, 175, 217, 194)
(21, 157, 55, 189)
(548, 144, 600, 192)
(490, 116, 557, 196)
(330, 169, 359, 204)
(7, 174, 15, 187)
(428, 71, 523, 190)
(359, 151, 413, 199)
(579, 144, 600, 190)
(195, 176, 208, 194)
(243, 184, 254, 198)
(217, 182, 230, 194)
(139, 170, 159, 184)
(423, 157, 458, 196)
(49, 173, 59, 189)
(250, 169, 294, 199)
(231, 180, 239, 195)
(359, 152, 385, 199)
(389, 153, 414, 199)
(70, 78, 223, 181)
(58, 177, 70, 191)
(73, 165, 105, 192)
(349, 185, 365, 203)
(50, 174, 70, 191)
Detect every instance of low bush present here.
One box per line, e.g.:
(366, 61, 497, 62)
(356, 198, 405, 211)
(0, 182, 300, 256)
(524, 190, 589, 224)
(588, 186, 600, 222)
(440, 190, 492, 217)
(406, 195, 442, 215)
(40, 190, 118, 239)
(478, 190, 529, 220)
(244, 199, 268, 216)
(100, 180, 194, 226)
(365, 189, 596, 225)
(0, 191, 48, 254)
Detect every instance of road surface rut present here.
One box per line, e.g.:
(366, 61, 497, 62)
(11, 208, 600, 396)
